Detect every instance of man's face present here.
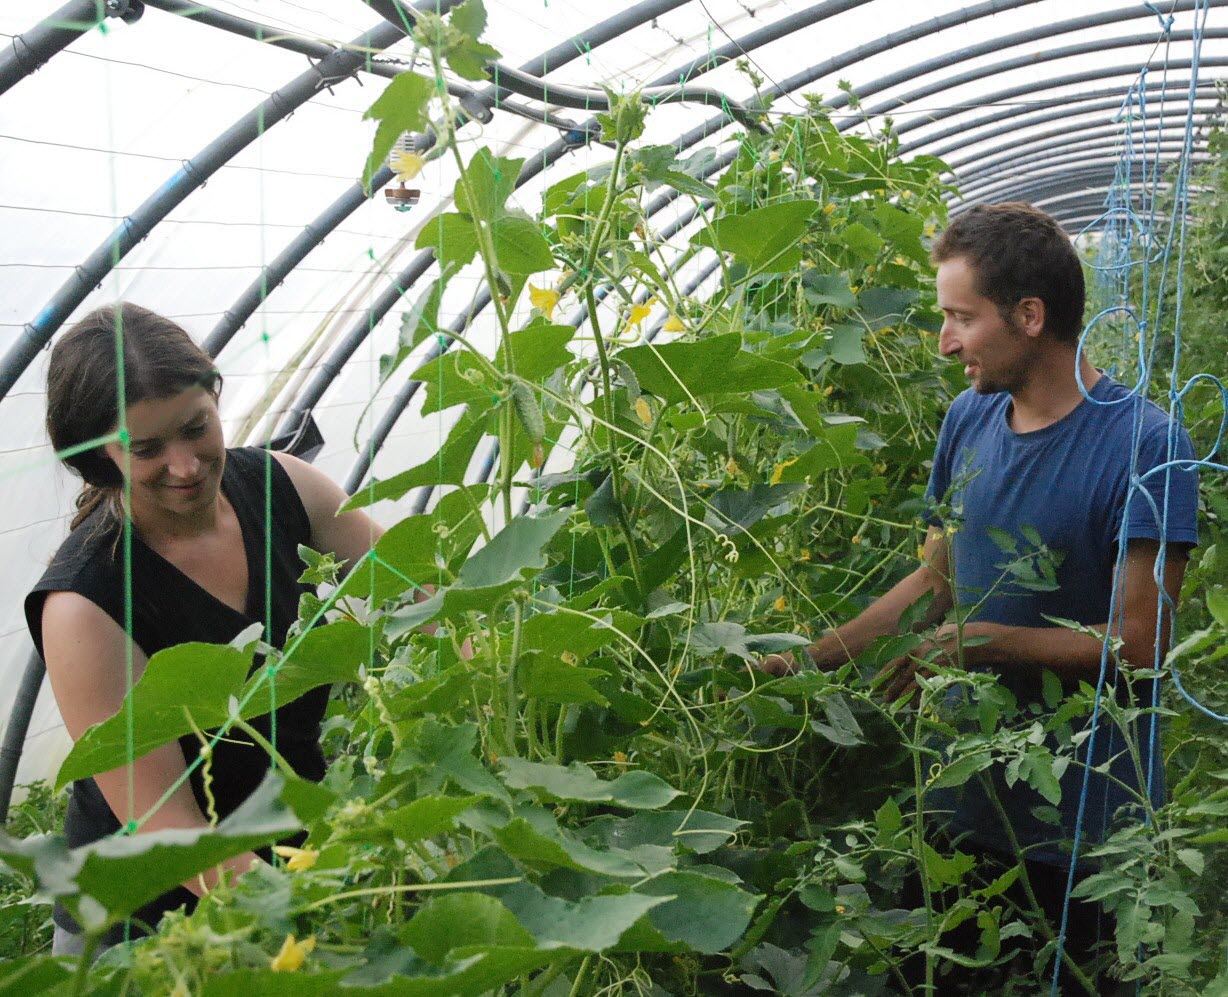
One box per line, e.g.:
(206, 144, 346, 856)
(935, 256, 1037, 396)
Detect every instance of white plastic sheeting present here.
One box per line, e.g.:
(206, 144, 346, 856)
(0, 0, 1223, 788)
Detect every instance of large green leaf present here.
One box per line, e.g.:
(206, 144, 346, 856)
(380, 795, 482, 845)
(492, 818, 645, 878)
(772, 423, 867, 483)
(587, 809, 745, 856)
(497, 880, 668, 952)
(491, 215, 555, 274)
(415, 213, 480, 272)
(444, 0, 501, 81)
(440, 510, 571, 615)
(623, 871, 762, 954)
(57, 639, 253, 790)
(455, 148, 523, 223)
(241, 620, 375, 707)
(395, 720, 509, 803)
(401, 892, 534, 962)
(344, 485, 488, 604)
(340, 409, 488, 512)
(801, 270, 857, 309)
(414, 323, 575, 416)
(685, 621, 809, 662)
(0, 773, 320, 931)
(500, 758, 681, 810)
(362, 72, 435, 192)
(618, 334, 800, 404)
(692, 201, 821, 274)
(520, 657, 609, 705)
(58, 621, 373, 787)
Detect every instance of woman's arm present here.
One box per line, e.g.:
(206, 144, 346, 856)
(271, 452, 470, 654)
(269, 451, 383, 569)
(42, 592, 259, 897)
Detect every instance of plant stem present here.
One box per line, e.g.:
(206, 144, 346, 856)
(505, 600, 526, 756)
(568, 954, 592, 997)
(576, 138, 645, 596)
(232, 718, 297, 780)
(910, 706, 936, 996)
(70, 934, 101, 997)
(299, 876, 522, 912)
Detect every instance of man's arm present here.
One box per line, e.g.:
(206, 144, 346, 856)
(760, 526, 954, 676)
(881, 538, 1187, 700)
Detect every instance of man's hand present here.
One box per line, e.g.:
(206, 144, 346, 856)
(757, 650, 803, 677)
(756, 633, 854, 677)
(874, 623, 961, 703)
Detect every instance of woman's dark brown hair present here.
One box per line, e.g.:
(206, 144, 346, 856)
(46, 303, 220, 529)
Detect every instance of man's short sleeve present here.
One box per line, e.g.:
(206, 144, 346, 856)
(1122, 418, 1199, 548)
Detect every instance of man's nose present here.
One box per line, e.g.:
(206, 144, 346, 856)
(938, 321, 960, 358)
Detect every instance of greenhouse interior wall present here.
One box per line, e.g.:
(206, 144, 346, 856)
(0, 0, 1226, 992)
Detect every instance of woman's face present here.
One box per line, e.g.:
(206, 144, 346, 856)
(102, 386, 225, 522)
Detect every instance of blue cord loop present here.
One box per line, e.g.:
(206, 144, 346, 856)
(1054, 3, 1217, 992)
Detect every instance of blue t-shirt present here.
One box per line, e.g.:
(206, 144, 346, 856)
(924, 373, 1198, 864)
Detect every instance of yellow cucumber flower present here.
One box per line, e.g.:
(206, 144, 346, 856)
(272, 845, 319, 872)
(634, 397, 653, 425)
(390, 150, 426, 181)
(663, 313, 685, 333)
(627, 298, 656, 329)
(529, 284, 560, 321)
(270, 934, 316, 972)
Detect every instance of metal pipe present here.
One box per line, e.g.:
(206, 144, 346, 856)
(899, 79, 1218, 158)
(0, 0, 118, 98)
(945, 115, 1216, 177)
(956, 145, 1203, 204)
(663, 2, 1218, 172)
(363, 0, 769, 134)
(958, 152, 1207, 208)
(0, 652, 46, 824)
(205, 163, 393, 358)
(952, 128, 1205, 196)
(829, 2, 1225, 115)
(955, 166, 1160, 214)
(141, 0, 571, 133)
(667, 0, 1052, 152)
(207, 1, 682, 359)
(889, 58, 1228, 142)
(0, 13, 420, 405)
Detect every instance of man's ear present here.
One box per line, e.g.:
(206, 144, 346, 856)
(1014, 296, 1046, 338)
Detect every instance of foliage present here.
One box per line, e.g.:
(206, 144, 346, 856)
(3, 10, 1225, 996)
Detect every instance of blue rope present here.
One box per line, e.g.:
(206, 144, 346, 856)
(1052, 2, 1219, 991)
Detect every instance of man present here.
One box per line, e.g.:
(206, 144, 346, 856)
(762, 202, 1198, 986)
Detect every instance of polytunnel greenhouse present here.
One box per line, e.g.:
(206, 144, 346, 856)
(0, 0, 1225, 991)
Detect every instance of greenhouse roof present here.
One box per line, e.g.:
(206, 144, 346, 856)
(0, 0, 1223, 785)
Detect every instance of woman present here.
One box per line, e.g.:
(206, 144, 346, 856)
(24, 303, 382, 953)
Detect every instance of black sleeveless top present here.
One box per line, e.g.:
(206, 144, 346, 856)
(25, 447, 329, 941)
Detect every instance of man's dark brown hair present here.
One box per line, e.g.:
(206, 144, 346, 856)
(931, 202, 1086, 343)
